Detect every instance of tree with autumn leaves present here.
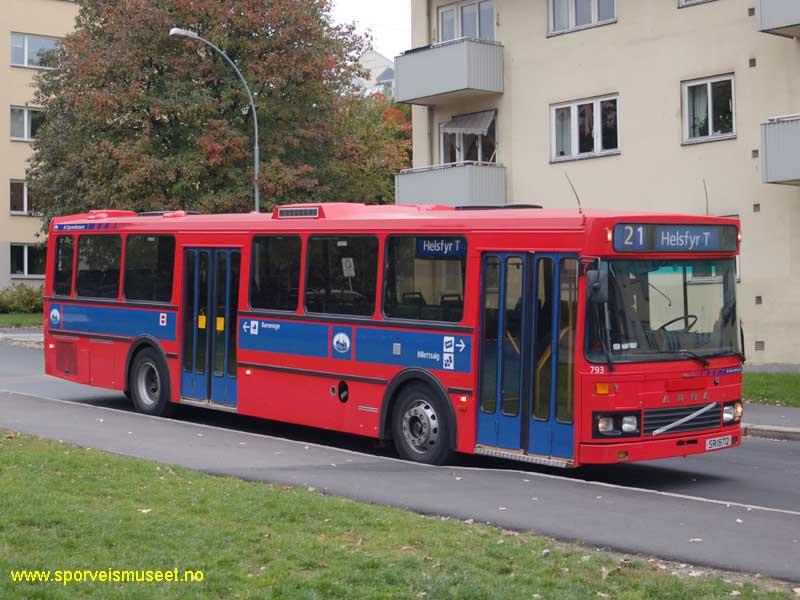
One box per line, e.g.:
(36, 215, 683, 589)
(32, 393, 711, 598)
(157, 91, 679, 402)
(27, 0, 411, 220)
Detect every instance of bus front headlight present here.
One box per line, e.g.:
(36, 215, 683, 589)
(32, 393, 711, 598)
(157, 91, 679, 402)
(621, 415, 639, 433)
(723, 401, 743, 424)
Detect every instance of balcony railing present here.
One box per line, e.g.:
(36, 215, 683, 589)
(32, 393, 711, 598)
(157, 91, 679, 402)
(395, 38, 504, 106)
(395, 162, 507, 207)
(761, 115, 800, 185)
(758, 0, 800, 37)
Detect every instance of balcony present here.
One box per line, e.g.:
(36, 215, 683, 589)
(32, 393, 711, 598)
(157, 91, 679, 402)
(395, 162, 507, 207)
(758, 0, 800, 37)
(761, 115, 800, 185)
(395, 38, 504, 106)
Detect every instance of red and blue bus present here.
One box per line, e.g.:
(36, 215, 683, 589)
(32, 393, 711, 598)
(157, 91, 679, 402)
(43, 204, 744, 467)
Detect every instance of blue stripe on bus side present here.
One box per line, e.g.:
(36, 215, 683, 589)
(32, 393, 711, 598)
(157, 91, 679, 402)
(238, 319, 330, 358)
(55, 304, 177, 341)
(238, 317, 472, 373)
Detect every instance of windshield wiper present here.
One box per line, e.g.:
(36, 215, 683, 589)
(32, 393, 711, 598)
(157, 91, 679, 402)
(673, 349, 710, 367)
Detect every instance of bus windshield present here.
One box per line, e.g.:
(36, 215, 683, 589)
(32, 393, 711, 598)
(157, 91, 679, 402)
(587, 259, 740, 364)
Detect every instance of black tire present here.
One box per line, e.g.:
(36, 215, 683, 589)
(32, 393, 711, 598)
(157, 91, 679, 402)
(129, 347, 173, 417)
(391, 383, 454, 466)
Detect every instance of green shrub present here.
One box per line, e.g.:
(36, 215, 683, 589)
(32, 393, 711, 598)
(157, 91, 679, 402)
(0, 283, 44, 314)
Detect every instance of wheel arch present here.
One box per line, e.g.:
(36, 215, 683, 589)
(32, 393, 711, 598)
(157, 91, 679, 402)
(380, 369, 458, 451)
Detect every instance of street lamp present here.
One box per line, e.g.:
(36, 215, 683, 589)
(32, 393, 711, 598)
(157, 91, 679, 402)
(169, 27, 261, 212)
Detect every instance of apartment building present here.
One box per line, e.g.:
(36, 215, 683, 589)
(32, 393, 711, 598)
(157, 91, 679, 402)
(394, 0, 800, 365)
(0, 0, 77, 289)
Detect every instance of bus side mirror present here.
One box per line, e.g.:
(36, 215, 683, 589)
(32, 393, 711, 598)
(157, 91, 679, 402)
(587, 262, 609, 305)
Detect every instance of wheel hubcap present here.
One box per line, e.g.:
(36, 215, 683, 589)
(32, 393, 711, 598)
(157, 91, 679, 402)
(401, 400, 439, 454)
(136, 362, 160, 407)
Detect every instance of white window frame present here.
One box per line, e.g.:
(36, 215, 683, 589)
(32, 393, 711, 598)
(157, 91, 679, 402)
(9, 180, 38, 216)
(10, 32, 60, 70)
(682, 74, 736, 144)
(439, 115, 498, 164)
(548, 0, 617, 35)
(10, 244, 45, 279)
(438, 0, 496, 43)
(550, 94, 620, 162)
(10, 106, 43, 141)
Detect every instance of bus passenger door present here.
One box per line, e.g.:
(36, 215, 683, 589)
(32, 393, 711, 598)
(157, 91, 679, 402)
(528, 255, 579, 460)
(477, 254, 529, 450)
(181, 248, 241, 408)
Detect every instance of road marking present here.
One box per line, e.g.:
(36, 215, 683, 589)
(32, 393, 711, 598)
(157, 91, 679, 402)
(1, 389, 799, 518)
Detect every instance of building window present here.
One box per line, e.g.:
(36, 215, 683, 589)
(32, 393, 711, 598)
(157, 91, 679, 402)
(11, 33, 60, 69)
(383, 236, 467, 323)
(440, 110, 497, 164)
(305, 236, 379, 317)
(550, 0, 616, 34)
(683, 75, 735, 143)
(551, 95, 619, 161)
(9, 180, 38, 216)
(10, 244, 46, 278)
(124, 235, 176, 303)
(439, 1, 495, 43)
(250, 235, 302, 311)
(10, 107, 45, 141)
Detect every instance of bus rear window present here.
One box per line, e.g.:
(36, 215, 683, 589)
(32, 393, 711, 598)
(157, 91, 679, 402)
(383, 236, 466, 323)
(76, 235, 122, 299)
(305, 236, 378, 317)
(53, 236, 74, 296)
(124, 235, 175, 303)
(250, 236, 301, 311)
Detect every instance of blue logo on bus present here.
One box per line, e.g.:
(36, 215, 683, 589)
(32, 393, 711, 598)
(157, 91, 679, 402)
(333, 332, 351, 354)
(49, 307, 61, 327)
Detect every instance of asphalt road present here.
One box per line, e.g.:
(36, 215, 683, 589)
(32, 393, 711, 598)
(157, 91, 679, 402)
(1, 343, 798, 581)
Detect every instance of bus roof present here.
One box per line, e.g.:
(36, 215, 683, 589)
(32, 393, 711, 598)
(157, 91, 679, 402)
(50, 203, 740, 235)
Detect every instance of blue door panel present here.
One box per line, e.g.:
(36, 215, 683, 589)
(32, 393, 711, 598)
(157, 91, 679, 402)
(182, 249, 239, 407)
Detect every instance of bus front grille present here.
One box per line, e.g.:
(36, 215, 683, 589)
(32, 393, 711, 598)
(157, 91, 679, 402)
(644, 403, 722, 436)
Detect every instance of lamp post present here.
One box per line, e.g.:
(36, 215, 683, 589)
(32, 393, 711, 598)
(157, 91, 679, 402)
(169, 27, 261, 212)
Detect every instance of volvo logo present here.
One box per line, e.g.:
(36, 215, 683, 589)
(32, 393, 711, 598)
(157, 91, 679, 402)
(49, 308, 61, 326)
(333, 332, 351, 354)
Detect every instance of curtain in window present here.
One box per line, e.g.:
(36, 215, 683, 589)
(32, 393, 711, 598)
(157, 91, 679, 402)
(555, 107, 572, 157)
(688, 84, 709, 138)
(553, 0, 569, 31)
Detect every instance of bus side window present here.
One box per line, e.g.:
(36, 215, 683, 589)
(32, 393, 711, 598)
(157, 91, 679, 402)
(53, 236, 74, 297)
(76, 235, 122, 300)
(124, 235, 175, 303)
(383, 236, 466, 323)
(249, 236, 301, 311)
(305, 236, 378, 317)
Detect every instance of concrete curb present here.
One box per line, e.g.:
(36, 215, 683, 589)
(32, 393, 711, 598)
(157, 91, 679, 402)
(742, 423, 800, 442)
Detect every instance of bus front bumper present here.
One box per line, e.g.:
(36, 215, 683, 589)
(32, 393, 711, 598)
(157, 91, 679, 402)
(579, 427, 742, 464)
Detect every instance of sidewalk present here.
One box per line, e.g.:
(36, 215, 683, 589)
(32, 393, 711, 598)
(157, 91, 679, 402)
(742, 403, 800, 442)
(1, 330, 797, 441)
(0, 327, 43, 349)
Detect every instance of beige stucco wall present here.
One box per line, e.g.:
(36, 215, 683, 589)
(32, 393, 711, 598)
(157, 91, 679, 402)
(408, 0, 800, 365)
(0, 0, 78, 288)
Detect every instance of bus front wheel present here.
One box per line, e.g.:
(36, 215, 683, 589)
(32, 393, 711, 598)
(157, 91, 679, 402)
(391, 384, 453, 466)
(129, 347, 172, 417)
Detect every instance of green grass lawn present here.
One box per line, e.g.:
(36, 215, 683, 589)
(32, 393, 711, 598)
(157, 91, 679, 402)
(743, 373, 800, 408)
(0, 432, 791, 599)
(0, 313, 42, 327)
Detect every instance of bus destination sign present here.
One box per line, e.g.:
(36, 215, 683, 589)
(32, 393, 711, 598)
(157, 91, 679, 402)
(416, 237, 466, 259)
(613, 224, 738, 253)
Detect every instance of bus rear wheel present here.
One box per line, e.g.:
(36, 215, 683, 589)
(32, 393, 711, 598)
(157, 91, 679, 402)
(391, 384, 453, 466)
(129, 347, 172, 417)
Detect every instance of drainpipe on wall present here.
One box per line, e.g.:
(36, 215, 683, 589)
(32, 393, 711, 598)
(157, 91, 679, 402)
(426, 0, 434, 167)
